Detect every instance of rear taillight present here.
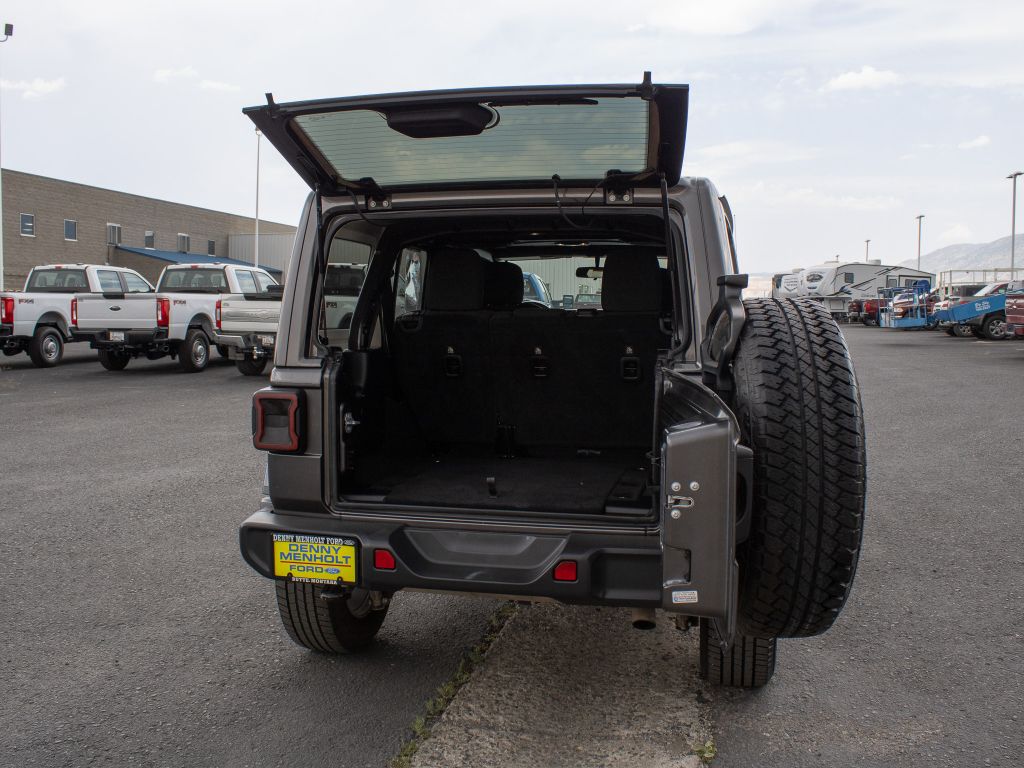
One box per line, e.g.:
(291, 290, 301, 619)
(252, 389, 303, 452)
(71, 298, 78, 327)
(156, 297, 170, 328)
(1, 296, 13, 325)
(215, 299, 222, 330)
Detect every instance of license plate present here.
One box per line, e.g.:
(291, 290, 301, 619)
(109, 331, 125, 342)
(272, 533, 357, 585)
(258, 334, 275, 348)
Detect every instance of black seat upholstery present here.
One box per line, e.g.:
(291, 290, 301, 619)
(391, 248, 495, 444)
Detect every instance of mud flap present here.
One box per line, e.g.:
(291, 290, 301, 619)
(659, 370, 738, 646)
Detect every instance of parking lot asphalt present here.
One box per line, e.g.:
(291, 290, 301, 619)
(0, 347, 495, 768)
(3, 326, 1022, 768)
(713, 326, 1024, 767)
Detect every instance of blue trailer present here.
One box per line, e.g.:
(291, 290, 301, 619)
(931, 284, 1009, 340)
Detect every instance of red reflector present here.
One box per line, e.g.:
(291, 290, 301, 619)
(553, 560, 577, 582)
(373, 549, 396, 570)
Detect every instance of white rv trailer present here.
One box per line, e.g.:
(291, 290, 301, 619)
(797, 260, 933, 316)
(770, 270, 802, 299)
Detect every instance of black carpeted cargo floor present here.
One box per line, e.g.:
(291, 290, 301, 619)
(382, 450, 649, 513)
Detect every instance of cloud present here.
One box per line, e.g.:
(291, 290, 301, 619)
(0, 77, 67, 100)
(823, 66, 903, 92)
(937, 224, 972, 245)
(153, 66, 198, 83)
(957, 135, 990, 149)
(689, 140, 820, 174)
(731, 180, 902, 212)
(199, 79, 240, 92)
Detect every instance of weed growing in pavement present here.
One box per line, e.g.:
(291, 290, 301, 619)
(694, 738, 717, 763)
(391, 602, 518, 768)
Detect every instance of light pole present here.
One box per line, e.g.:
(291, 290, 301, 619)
(1009, 171, 1022, 278)
(254, 128, 261, 269)
(0, 23, 13, 291)
(865, 239, 870, 261)
(915, 214, 924, 271)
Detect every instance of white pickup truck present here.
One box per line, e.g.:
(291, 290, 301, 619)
(0, 263, 153, 367)
(211, 282, 283, 376)
(75, 262, 278, 373)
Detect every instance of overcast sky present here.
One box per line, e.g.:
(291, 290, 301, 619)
(1, 0, 1021, 273)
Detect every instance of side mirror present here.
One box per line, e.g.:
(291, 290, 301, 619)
(266, 284, 285, 298)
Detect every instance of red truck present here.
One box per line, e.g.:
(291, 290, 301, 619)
(1006, 281, 1024, 338)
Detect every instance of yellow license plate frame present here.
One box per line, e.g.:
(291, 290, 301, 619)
(272, 533, 358, 585)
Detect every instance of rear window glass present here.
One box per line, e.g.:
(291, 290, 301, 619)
(158, 268, 228, 292)
(235, 270, 258, 294)
(292, 98, 649, 187)
(27, 269, 88, 291)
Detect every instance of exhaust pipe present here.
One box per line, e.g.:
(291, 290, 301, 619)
(631, 607, 657, 631)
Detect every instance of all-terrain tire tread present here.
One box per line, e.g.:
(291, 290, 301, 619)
(733, 298, 866, 638)
(699, 620, 776, 688)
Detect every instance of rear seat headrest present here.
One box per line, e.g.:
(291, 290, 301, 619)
(423, 247, 488, 311)
(485, 261, 524, 310)
(601, 253, 664, 313)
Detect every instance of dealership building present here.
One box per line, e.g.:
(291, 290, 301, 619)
(0, 169, 296, 289)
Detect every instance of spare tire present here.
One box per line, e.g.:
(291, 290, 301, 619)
(731, 298, 866, 639)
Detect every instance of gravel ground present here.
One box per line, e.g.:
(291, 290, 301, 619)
(0, 347, 495, 768)
(410, 604, 710, 768)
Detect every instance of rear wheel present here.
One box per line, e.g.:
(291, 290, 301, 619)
(699, 619, 776, 688)
(953, 323, 973, 337)
(178, 329, 210, 373)
(276, 580, 388, 653)
(28, 326, 64, 368)
(235, 354, 268, 376)
(731, 298, 866, 639)
(97, 349, 130, 371)
(980, 314, 1006, 340)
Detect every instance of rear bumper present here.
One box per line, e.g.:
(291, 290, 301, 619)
(89, 329, 168, 353)
(212, 330, 275, 359)
(1, 325, 26, 347)
(239, 505, 663, 607)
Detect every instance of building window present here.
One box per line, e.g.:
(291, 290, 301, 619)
(177, 233, 190, 253)
(20, 213, 35, 237)
(106, 223, 122, 245)
(207, 239, 216, 256)
(144, 230, 155, 249)
(64, 219, 78, 241)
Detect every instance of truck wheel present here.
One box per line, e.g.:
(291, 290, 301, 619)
(28, 326, 64, 368)
(980, 315, 1006, 340)
(953, 323, 973, 337)
(97, 349, 130, 371)
(699, 619, 776, 688)
(731, 298, 866, 639)
(276, 580, 388, 653)
(235, 354, 268, 376)
(178, 329, 210, 373)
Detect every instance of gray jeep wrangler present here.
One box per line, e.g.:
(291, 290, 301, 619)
(239, 75, 865, 688)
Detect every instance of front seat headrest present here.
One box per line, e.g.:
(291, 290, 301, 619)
(601, 253, 663, 313)
(485, 261, 524, 310)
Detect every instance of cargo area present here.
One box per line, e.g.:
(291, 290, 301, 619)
(333, 214, 681, 520)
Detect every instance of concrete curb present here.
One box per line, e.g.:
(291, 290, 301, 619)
(410, 603, 711, 768)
